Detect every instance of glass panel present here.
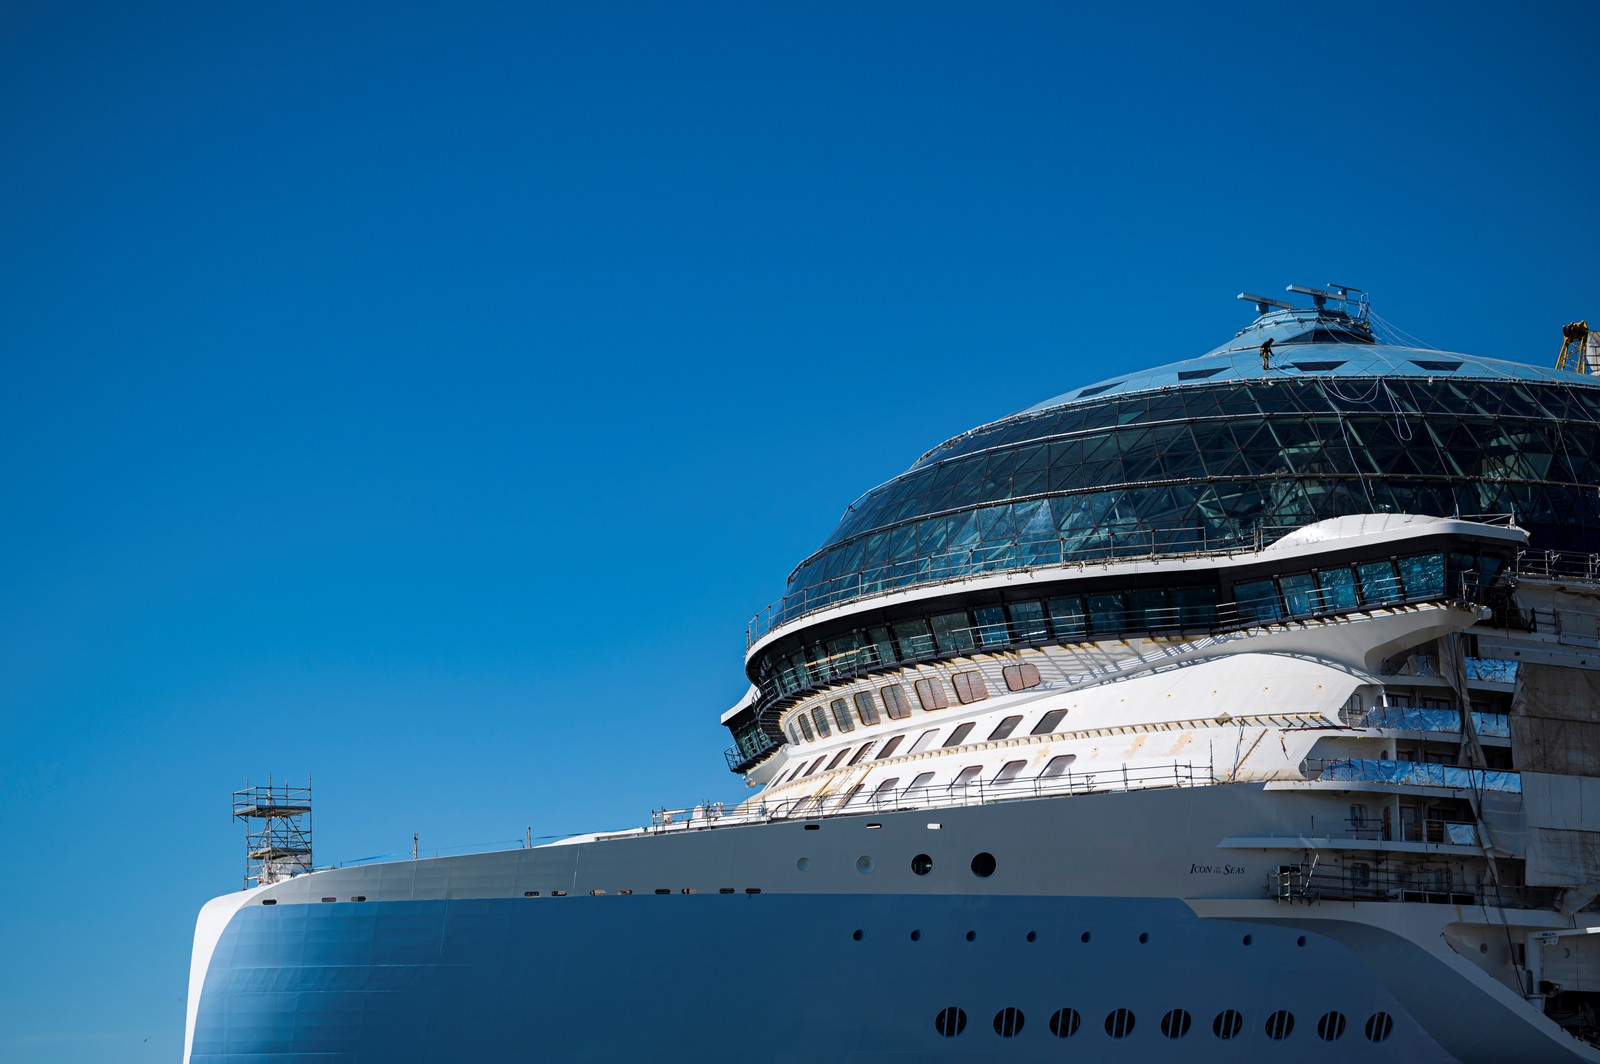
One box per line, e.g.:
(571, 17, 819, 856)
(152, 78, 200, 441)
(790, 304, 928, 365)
(853, 690, 880, 726)
(994, 759, 1026, 782)
(974, 605, 1010, 648)
(1127, 589, 1168, 629)
(908, 729, 939, 754)
(1031, 708, 1068, 735)
(831, 698, 855, 733)
(951, 765, 983, 790)
(880, 683, 912, 720)
(952, 670, 988, 704)
(1317, 566, 1359, 611)
(1003, 662, 1042, 691)
(988, 714, 1023, 741)
(1399, 552, 1445, 598)
(1007, 600, 1049, 642)
(931, 610, 976, 654)
(1047, 596, 1087, 639)
(874, 735, 904, 760)
(906, 771, 935, 795)
(1171, 586, 1218, 627)
(1087, 593, 1126, 633)
(914, 677, 949, 710)
(797, 714, 814, 741)
(811, 705, 831, 738)
(847, 741, 876, 765)
(893, 619, 935, 658)
(942, 722, 975, 747)
(1234, 579, 1281, 623)
(1358, 560, 1400, 604)
(1280, 572, 1320, 616)
(1042, 754, 1076, 778)
(867, 626, 896, 669)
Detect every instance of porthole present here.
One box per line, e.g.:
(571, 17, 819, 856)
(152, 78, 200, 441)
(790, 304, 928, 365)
(1138, 931, 1149, 944)
(856, 855, 874, 874)
(934, 1007, 967, 1037)
(911, 853, 933, 875)
(260, 898, 277, 905)
(1048, 1008, 1081, 1038)
(851, 929, 863, 941)
(1241, 934, 1253, 946)
(1160, 1008, 1192, 1038)
(965, 930, 977, 942)
(1105, 1008, 1136, 1038)
(796, 857, 811, 871)
(1364, 1012, 1393, 1042)
(910, 929, 922, 941)
(1080, 931, 1091, 943)
(1265, 1010, 1294, 1040)
(1316, 1011, 1347, 1041)
(1026, 930, 1037, 942)
(1297, 935, 1307, 947)
(993, 1007, 1024, 1037)
(971, 852, 997, 878)
(1213, 1009, 1243, 1039)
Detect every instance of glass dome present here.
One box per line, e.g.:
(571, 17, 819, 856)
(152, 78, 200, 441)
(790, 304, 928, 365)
(760, 312, 1600, 638)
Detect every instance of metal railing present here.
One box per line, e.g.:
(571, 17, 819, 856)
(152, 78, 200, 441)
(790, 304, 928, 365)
(1300, 757, 1522, 793)
(649, 760, 1214, 835)
(1358, 707, 1511, 739)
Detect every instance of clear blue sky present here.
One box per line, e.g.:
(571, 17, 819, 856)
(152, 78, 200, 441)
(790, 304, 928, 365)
(2, 2, 1597, 1059)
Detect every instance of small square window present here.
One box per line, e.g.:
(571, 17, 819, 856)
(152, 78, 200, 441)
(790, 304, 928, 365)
(952, 671, 988, 704)
(854, 690, 880, 726)
(1002, 662, 1042, 691)
(880, 683, 912, 720)
(810, 705, 831, 738)
(914, 677, 949, 711)
(831, 698, 855, 733)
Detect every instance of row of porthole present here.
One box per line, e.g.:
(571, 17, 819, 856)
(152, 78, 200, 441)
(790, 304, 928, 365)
(811, 852, 999, 876)
(933, 1006, 1393, 1043)
(850, 928, 1309, 948)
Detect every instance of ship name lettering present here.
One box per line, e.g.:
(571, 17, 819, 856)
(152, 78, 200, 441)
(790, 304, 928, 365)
(1188, 863, 1246, 876)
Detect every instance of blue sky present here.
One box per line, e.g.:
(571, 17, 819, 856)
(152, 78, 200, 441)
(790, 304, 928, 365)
(2, 2, 1597, 1059)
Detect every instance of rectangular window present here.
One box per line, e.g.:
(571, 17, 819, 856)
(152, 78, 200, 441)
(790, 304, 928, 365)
(1317, 566, 1359, 611)
(830, 698, 855, 733)
(941, 722, 975, 748)
(847, 741, 876, 766)
(810, 705, 831, 738)
(1031, 708, 1068, 735)
(1399, 552, 1445, 598)
(952, 670, 989, 704)
(1234, 578, 1281, 623)
(1047, 596, 1087, 639)
(1127, 589, 1168, 630)
(973, 605, 1010, 648)
(892, 619, 935, 658)
(1280, 572, 1320, 616)
(987, 714, 1023, 741)
(797, 714, 814, 741)
(803, 755, 826, 777)
(868, 777, 899, 805)
(951, 765, 983, 790)
(826, 631, 868, 673)
(1007, 600, 1049, 642)
(993, 759, 1027, 783)
(1357, 560, 1400, 604)
(914, 677, 949, 711)
(1003, 661, 1042, 691)
(906, 771, 935, 795)
(866, 626, 896, 668)
(854, 690, 880, 726)
(786, 724, 800, 745)
(1087, 592, 1126, 633)
(1041, 753, 1076, 778)
(880, 683, 911, 720)
(1171, 586, 1218, 628)
(874, 734, 904, 760)
(908, 728, 939, 754)
(825, 747, 852, 771)
(931, 610, 976, 654)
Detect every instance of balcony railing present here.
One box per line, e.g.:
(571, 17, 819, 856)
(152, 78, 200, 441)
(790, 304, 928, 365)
(1358, 707, 1511, 739)
(1301, 757, 1521, 793)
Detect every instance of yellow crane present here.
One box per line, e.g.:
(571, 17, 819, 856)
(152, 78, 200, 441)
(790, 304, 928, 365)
(1557, 320, 1597, 373)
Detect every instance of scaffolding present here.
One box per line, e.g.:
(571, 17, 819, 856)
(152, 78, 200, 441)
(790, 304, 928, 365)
(233, 777, 312, 889)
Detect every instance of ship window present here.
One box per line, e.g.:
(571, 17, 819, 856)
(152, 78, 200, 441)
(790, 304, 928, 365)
(987, 714, 1023, 741)
(893, 619, 935, 658)
(1234, 578, 1281, 623)
(1087, 593, 1125, 633)
(831, 698, 855, 733)
(1105, 1008, 1135, 1038)
(934, 1007, 967, 1037)
(907, 771, 935, 796)
(994, 759, 1026, 783)
(1357, 560, 1400, 604)
(797, 715, 814, 741)
(952, 671, 988, 704)
(1046, 596, 1087, 640)
(1076, 381, 1122, 398)
(932, 610, 976, 653)
(1048, 1008, 1081, 1038)
(1399, 552, 1445, 598)
(1317, 566, 1359, 610)
(914, 677, 948, 711)
(825, 747, 852, 771)
(1213, 1010, 1243, 1039)
(869, 777, 900, 805)
(803, 755, 826, 777)
(1316, 1011, 1347, 1041)
(951, 765, 983, 790)
(966, 606, 1004, 648)
(1364, 1012, 1393, 1042)
(847, 741, 876, 766)
(854, 691, 880, 726)
(1172, 586, 1218, 627)
(1007, 600, 1049, 642)
(840, 782, 865, 805)
(786, 724, 800, 745)
(1160, 1008, 1192, 1038)
(993, 1007, 1025, 1037)
(1002, 662, 1041, 691)
(908, 728, 939, 754)
(1031, 709, 1068, 735)
(912, 853, 933, 875)
(874, 735, 904, 760)
(826, 630, 868, 672)
(942, 722, 976, 747)
(811, 705, 831, 738)
(1265, 1010, 1294, 1040)
(1042, 754, 1076, 777)
(880, 683, 912, 720)
(1128, 589, 1167, 630)
(867, 626, 896, 667)
(1280, 572, 1319, 616)
(971, 852, 997, 877)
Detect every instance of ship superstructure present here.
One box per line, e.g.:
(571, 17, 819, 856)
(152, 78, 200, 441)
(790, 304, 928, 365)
(188, 290, 1600, 1062)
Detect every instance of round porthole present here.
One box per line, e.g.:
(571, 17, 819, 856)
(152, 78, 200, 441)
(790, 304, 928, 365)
(1316, 1011, 1347, 1041)
(965, 930, 977, 942)
(1025, 930, 1037, 943)
(1080, 931, 1091, 943)
(796, 857, 811, 872)
(934, 1007, 967, 1037)
(1241, 933, 1252, 946)
(1160, 1008, 1191, 1039)
(1213, 1009, 1243, 1039)
(1364, 1012, 1393, 1042)
(993, 1007, 1024, 1038)
(1138, 931, 1149, 944)
(970, 852, 997, 877)
(1265, 1010, 1294, 1040)
(911, 853, 933, 875)
(855, 855, 874, 874)
(1104, 1008, 1135, 1038)
(1048, 1008, 1081, 1038)
(851, 929, 863, 941)
(909, 929, 922, 941)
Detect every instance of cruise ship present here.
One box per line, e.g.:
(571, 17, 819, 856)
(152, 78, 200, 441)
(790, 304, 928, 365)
(187, 288, 1600, 1062)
